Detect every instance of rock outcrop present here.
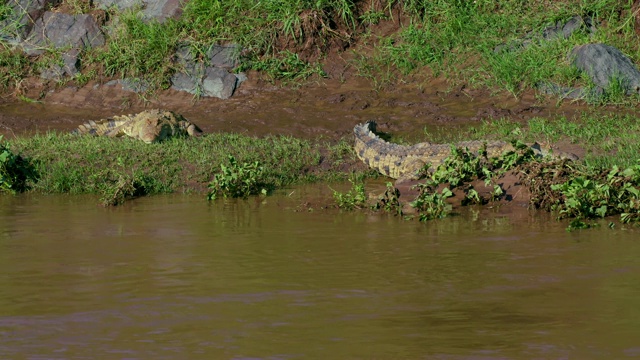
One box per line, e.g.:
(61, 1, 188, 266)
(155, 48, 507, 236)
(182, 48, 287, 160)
(571, 43, 640, 95)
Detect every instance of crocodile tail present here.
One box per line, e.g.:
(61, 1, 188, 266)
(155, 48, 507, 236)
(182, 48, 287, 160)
(353, 121, 381, 149)
(354, 121, 398, 178)
(73, 117, 130, 137)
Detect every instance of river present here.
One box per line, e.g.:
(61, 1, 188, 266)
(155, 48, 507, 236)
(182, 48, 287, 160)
(1, 186, 639, 359)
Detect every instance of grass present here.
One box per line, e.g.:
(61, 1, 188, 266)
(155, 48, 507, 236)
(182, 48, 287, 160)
(0, 0, 638, 103)
(94, 11, 181, 89)
(91, 0, 357, 86)
(4, 132, 363, 203)
(349, 0, 639, 103)
(207, 155, 270, 200)
(404, 111, 640, 171)
(0, 136, 37, 193)
(0, 46, 31, 90)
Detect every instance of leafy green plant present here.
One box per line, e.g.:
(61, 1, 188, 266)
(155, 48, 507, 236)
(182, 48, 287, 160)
(100, 172, 152, 206)
(550, 163, 640, 229)
(0, 137, 37, 193)
(373, 182, 403, 215)
(431, 146, 486, 187)
(207, 155, 268, 200)
(463, 187, 483, 205)
(491, 140, 539, 172)
(490, 184, 505, 201)
(411, 186, 453, 221)
(332, 175, 368, 210)
(551, 176, 611, 219)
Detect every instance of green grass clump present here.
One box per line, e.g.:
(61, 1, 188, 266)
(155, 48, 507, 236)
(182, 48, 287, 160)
(351, 0, 638, 103)
(6, 132, 363, 202)
(0, 47, 31, 89)
(332, 174, 368, 210)
(207, 155, 269, 200)
(549, 164, 640, 230)
(0, 136, 37, 193)
(461, 112, 640, 170)
(243, 50, 326, 82)
(95, 11, 180, 88)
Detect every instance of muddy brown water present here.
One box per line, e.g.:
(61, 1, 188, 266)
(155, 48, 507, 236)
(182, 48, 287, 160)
(1, 185, 640, 359)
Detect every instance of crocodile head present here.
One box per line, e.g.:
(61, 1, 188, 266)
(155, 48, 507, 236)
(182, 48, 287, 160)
(128, 117, 173, 144)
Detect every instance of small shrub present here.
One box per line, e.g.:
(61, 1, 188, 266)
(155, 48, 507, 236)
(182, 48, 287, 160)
(550, 163, 640, 229)
(332, 175, 367, 210)
(373, 182, 403, 215)
(0, 137, 37, 193)
(100, 172, 151, 206)
(411, 186, 453, 221)
(207, 155, 268, 200)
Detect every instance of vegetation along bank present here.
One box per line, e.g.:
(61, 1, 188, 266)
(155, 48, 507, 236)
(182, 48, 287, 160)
(2, 1, 640, 230)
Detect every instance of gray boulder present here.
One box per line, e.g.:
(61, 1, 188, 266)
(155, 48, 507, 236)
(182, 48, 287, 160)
(170, 45, 240, 99)
(40, 49, 81, 79)
(104, 78, 150, 93)
(171, 65, 239, 99)
(142, 0, 183, 22)
(494, 15, 595, 53)
(207, 44, 241, 69)
(93, 0, 141, 10)
(22, 12, 105, 56)
(0, 0, 50, 43)
(571, 43, 640, 95)
(542, 15, 595, 40)
(94, 0, 183, 23)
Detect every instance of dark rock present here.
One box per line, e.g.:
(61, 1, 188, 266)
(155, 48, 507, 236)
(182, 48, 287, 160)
(142, 0, 183, 23)
(200, 67, 238, 99)
(22, 12, 105, 56)
(103, 78, 150, 93)
(94, 0, 184, 23)
(170, 44, 241, 99)
(207, 44, 241, 69)
(542, 15, 595, 40)
(494, 15, 595, 53)
(570, 43, 640, 94)
(536, 81, 603, 100)
(0, 0, 50, 42)
(40, 49, 81, 79)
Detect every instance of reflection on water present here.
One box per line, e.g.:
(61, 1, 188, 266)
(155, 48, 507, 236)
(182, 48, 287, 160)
(1, 187, 639, 359)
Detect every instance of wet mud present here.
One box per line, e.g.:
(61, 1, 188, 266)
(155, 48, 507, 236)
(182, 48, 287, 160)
(0, 71, 591, 144)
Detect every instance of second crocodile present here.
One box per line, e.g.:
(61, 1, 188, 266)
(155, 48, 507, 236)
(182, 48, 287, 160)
(354, 121, 577, 181)
(74, 109, 202, 144)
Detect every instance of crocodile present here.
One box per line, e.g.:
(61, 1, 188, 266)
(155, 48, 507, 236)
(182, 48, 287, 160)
(73, 109, 202, 144)
(354, 121, 577, 181)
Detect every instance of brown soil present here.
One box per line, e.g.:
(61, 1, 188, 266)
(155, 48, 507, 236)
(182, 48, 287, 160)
(0, 68, 590, 142)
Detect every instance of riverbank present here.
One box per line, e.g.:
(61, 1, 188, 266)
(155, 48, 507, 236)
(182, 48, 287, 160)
(1, 1, 640, 229)
(2, 107, 640, 230)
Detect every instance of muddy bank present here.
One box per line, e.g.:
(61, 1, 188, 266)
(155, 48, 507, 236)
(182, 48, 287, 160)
(0, 73, 593, 142)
